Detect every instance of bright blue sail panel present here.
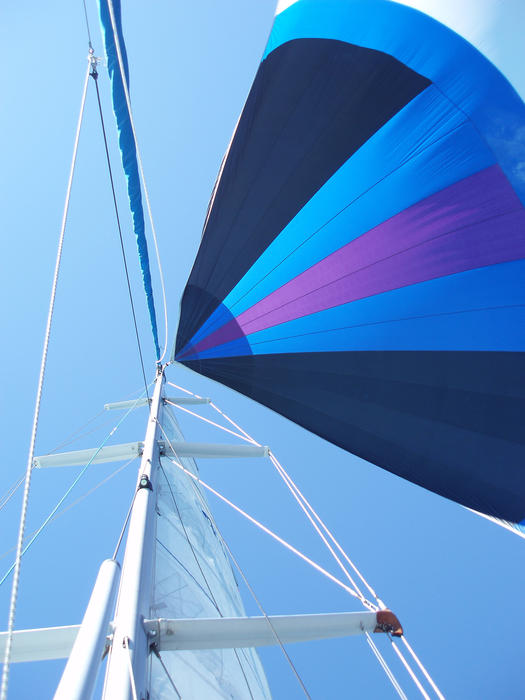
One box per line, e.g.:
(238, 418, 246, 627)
(175, 0, 525, 524)
(98, 0, 160, 359)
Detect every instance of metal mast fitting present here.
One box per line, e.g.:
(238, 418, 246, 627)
(102, 370, 165, 700)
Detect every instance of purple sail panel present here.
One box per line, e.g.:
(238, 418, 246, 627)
(185, 165, 525, 356)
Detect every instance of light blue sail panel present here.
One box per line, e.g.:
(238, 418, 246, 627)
(98, 0, 160, 359)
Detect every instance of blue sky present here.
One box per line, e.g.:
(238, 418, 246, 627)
(0, 1, 524, 698)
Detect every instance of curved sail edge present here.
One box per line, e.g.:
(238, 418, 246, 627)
(174, 0, 525, 526)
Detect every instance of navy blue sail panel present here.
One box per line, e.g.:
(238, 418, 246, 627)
(176, 39, 430, 352)
(182, 352, 525, 523)
(175, 0, 525, 526)
(99, 0, 160, 359)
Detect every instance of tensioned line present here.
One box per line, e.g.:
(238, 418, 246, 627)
(0, 60, 92, 700)
(163, 381, 446, 699)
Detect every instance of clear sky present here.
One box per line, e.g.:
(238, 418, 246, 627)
(0, 1, 524, 698)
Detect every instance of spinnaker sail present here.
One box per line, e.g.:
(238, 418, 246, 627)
(175, 0, 525, 526)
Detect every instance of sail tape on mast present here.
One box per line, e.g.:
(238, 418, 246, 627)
(98, 0, 161, 359)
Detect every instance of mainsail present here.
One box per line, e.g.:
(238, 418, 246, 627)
(150, 405, 270, 698)
(175, 0, 525, 527)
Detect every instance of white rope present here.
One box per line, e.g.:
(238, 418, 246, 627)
(401, 637, 446, 700)
(171, 388, 380, 605)
(0, 59, 91, 700)
(366, 633, 409, 700)
(106, 0, 169, 362)
(123, 636, 139, 700)
(163, 391, 443, 697)
(166, 456, 376, 610)
(270, 453, 368, 603)
(269, 451, 381, 604)
(390, 639, 432, 700)
(167, 380, 202, 398)
(165, 400, 250, 443)
(209, 402, 260, 445)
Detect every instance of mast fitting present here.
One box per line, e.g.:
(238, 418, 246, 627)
(138, 474, 153, 491)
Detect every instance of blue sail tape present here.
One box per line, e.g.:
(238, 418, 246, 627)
(98, 0, 161, 359)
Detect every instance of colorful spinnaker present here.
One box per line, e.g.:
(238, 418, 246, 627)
(175, 0, 525, 526)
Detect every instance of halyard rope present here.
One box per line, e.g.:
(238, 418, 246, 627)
(0, 60, 92, 700)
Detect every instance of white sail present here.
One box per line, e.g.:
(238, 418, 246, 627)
(149, 405, 271, 698)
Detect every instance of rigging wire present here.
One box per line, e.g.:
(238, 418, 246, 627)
(389, 638, 433, 700)
(366, 633, 409, 700)
(157, 461, 256, 700)
(400, 637, 446, 700)
(90, 54, 150, 400)
(112, 480, 138, 561)
(269, 453, 368, 602)
(123, 636, 139, 700)
(150, 645, 182, 699)
(106, 0, 169, 362)
(0, 59, 92, 700)
(157, 410, 310, 699)
(0, 392, 146, 588)
(163, 387, 448, 699)
(155, 415, 375, 607)
(0, 476, 25, 516)
(0, 458, 136, 564)
(46, 410, 108, 454)
(268, 452, 380, 603)
(165, 399, 250, 443)
(218, 524, 313, 699)
(81, 0, 93, 50)
(165, 454, 373, 608)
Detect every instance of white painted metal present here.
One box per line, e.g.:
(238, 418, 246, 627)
(0, 626, 79, 663)
(144, 611, 380, 650)
(33, 443, 143, 469)
(105, 397, 210, 410)
(162, 441, 268, 458)
(34, 440, 266, 469)
(102, 372, 165, 700)
(54, 559, 120, 700)
(105, 399, 151, 410)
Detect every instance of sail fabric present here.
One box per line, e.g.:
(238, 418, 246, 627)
(150, 407, 270, 698)
(98, 0, 161, 359)
(175, 0, 525, 525)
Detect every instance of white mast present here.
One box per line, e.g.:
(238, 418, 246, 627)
(102, 368, 165, 700)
